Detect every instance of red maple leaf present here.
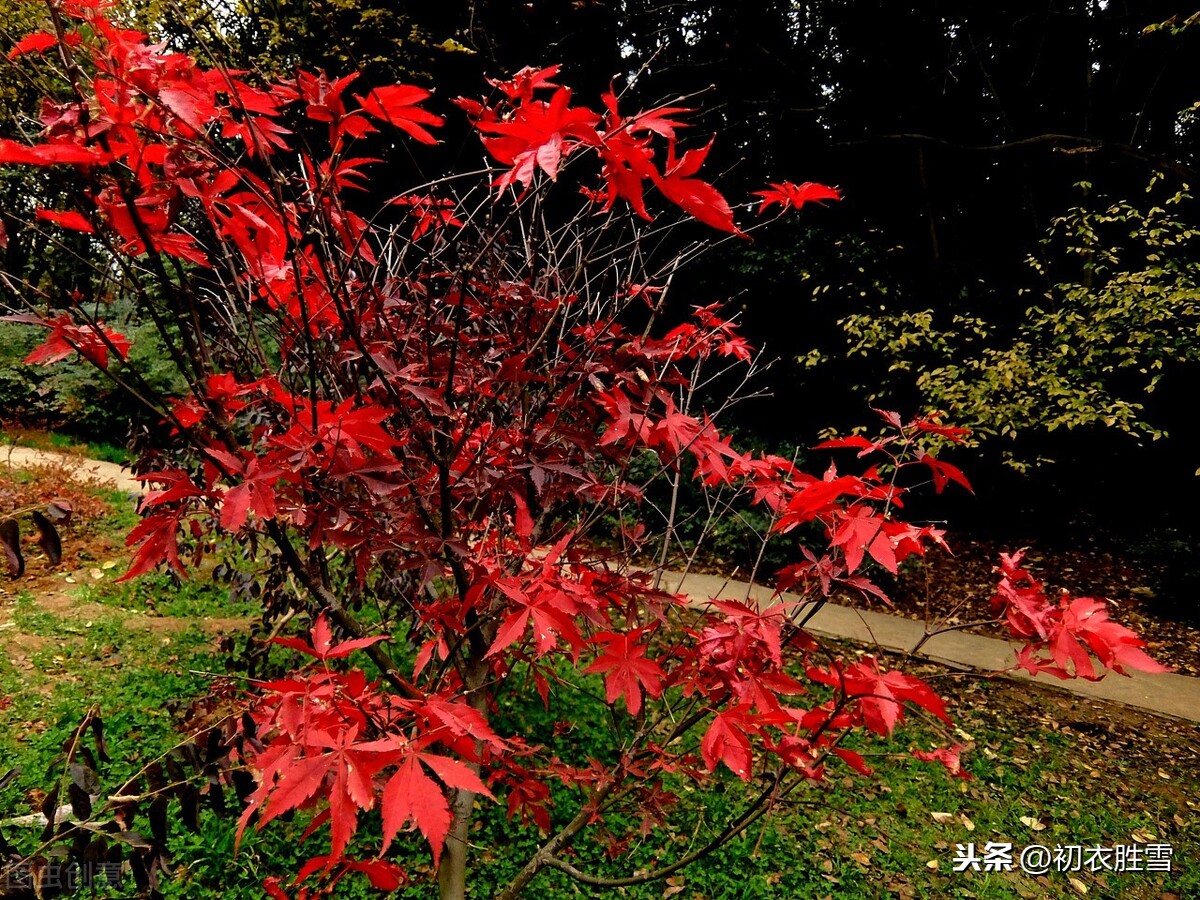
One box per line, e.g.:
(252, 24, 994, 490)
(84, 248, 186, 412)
(390, 193, 463, 239)
(1016, 595, 1171, 681)
(158, 81, 221, 134)
(991, 550, 1055, 640)
(345, 859, 407, 890)
(911, 416, 972, 441)
(203, 447, 289, 532)
(8, 31, 58, 59)
(271, 614, 388, 661)
(489, 64, 561, 103)
(0, 137, 111, 166)
(477, 87, 600, 190)
(21, 314, 131, 370)
(381, 753, 491, 866)
(838, 657, 950, 736)
(655, 139, 744, 236)
(831, 506, 897, 573)
(597, 388, 653, 447)
(35, 208, 95, 232)
(237, 725, 398, 865)
(121, 509, 187, 580)
(753, 181, 841, 214)
(1061, 597, 1169, 676)
(484, 572, 584, 660)
(289, 855, 408, 892)
(919, 453, 973, 494)
(913, 744, 971, 780)
(504, 774, 552, 832)
(623, 102, 694, 140)
(813, 434, 890, 455)
(294, 70, 359, 123)
(773, 468, 882, 532)
(357, 85, 444, 144)
(650, 402, 703, 456)
(584, 630, 665, 716)
(700, 707, 754, 780)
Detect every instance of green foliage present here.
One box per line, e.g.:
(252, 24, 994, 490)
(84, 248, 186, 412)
(0, 300, 185, 445)
(82, 570, 260, 620)
(0, 429, 132, 466)
(816, 179, 1200, 469)
(0, 605, 220, 841)
(1142, 10, 1200, 36)
(211, 0, 455, 82)
(0, 0, 51, 123)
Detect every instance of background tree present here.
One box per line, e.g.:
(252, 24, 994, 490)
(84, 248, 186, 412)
(826, 178, 1200, 466)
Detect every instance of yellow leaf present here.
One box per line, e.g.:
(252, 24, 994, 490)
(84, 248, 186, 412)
(434, 38, 474, 54)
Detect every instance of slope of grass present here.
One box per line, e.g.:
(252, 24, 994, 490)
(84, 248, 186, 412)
(1, 464, 1194, 900)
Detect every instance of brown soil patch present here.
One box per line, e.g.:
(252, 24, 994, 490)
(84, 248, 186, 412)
(7, 587, 253, 634)
(0, 628, 49, 674)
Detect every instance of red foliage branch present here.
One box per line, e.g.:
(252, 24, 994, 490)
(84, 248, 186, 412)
(0, 5, 1165, 897)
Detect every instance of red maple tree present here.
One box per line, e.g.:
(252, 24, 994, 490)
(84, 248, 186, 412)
(0, 5, 1166, 898)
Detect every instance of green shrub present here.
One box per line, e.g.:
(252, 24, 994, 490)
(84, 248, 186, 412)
(0, 299, 185, 445)
(815, 178, 1200, 470)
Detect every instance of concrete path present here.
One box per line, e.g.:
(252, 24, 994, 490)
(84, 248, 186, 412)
(671, 571, 1200, 725)
(4, 445, 1197, 724)
(2, 445, 142, 494)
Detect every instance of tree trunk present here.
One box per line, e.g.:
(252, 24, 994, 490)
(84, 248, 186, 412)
(438, 783, 478, 900)
(437, 657, 490, 900)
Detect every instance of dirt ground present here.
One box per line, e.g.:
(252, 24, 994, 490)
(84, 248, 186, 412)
(0, 453, 242, 684)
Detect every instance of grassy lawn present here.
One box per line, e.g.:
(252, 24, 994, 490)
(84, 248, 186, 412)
(1, 464, 1195, 899)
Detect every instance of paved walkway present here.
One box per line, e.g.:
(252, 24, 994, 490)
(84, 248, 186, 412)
(5, 446, 1197, 723)
(2, 446, 142, 494)
(670, 572, 1200, 724)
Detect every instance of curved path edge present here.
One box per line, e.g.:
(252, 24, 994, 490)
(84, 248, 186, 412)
(670, 571, 1200, 724)
(4, 446, 1196, 723)
(2, 445, 142, 494)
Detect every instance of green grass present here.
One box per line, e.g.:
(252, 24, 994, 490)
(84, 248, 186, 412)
(0, 490, 258, 894)
(45, 431, 131, 465)
(3, 609, 1194, 900)
(81, 570, 261, 619)
(0, 608, 224, 827)
(423, 670, 1195, 900)
(94, 486, 140, 532)
(121, 658, 1198, 900)
(2, 555, 1194, 900)
(2, 582, 1194, 900)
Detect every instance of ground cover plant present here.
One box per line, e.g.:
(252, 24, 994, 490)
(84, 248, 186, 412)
(0, 4, 1177, 899)
(1, 463, 1195, 900)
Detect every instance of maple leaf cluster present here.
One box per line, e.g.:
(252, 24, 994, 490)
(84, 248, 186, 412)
(0, 7, 1166, 897)
(5, 312, 130, 369)
(238, 616, 498, 879)
(992, 550, 1169, 680)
